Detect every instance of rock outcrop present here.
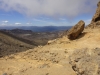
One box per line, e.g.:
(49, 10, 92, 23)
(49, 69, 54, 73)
(91, 1, 100, 23)
(86, 1, 100, 28)
(69, 48, 100, 75)
(67, 20, 85, 40)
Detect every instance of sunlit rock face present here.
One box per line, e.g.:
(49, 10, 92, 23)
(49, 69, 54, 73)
(67, 20, 85, 40)
(91, 1, 100, 23)
(86, 1, 100, 28)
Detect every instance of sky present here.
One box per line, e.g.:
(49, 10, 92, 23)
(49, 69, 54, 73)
(0, 0, 99, 26)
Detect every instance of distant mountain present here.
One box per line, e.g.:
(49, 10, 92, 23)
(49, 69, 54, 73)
(0, 26, 71, 46)
(0, 28, 68, 57)
(1, 28, 68, 45)
(0, 26, 72, 32)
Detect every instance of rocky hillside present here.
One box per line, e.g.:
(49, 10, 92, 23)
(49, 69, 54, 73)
(86, 1, 100, 28)
(1, 29, 67, 45)
(0, 31, 35, 57)
(0, 1, 100, 75)
(1, 28, 100, 75)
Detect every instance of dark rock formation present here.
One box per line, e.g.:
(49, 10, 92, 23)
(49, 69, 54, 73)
(69, 48, 100, 75)
(67, 20, 85, 40)
(86, 1, 100, 28)
(91, 1, 100, 23)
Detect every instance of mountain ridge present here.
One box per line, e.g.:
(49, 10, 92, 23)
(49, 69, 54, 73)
(0, 26, 72, 32)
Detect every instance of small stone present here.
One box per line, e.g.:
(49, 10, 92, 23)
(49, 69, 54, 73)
(2, 73, 7, 75)
(46, 73, 49, 75)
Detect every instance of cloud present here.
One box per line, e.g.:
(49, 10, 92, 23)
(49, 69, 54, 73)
(26, 23, 32, 25)
(15, 23, 21, 25)
(1, 23, 7, 25)
(2, 20, 9, 23)
(0, 0, 99, 18)
(33, 18, 47, 22)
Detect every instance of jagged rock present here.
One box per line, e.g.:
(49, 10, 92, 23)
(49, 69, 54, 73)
(86, 23, 96, 28)
(67, 20, 85, 40)
(91, 1, 100, 23)
(69, 48, 100, 75)
(96, 21, 100, 25)
(86, 1, 100, 28)
(47, 39, 56, 45)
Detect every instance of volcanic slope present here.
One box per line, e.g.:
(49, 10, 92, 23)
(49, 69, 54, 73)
(1, 28, 100, 75)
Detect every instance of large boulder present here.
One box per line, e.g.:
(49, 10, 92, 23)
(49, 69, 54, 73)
(91, 1, 100, 23)
(67, 20, 85, 40)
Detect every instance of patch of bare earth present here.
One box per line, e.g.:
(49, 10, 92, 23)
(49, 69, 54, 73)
(1, 28, 100, 75)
